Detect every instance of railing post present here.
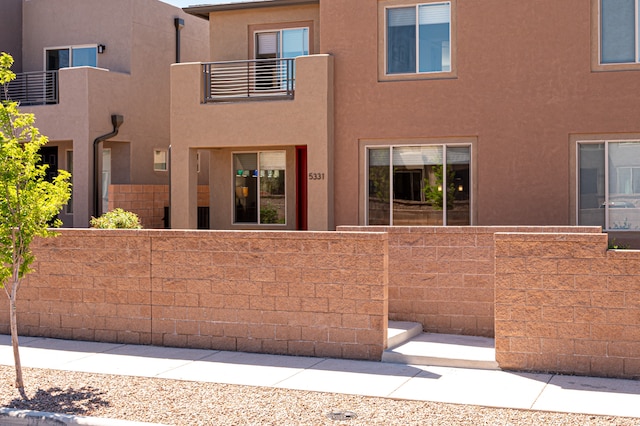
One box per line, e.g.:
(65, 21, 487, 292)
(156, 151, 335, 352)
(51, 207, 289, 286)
(202, 64, 207, 102)
(203, 63, 212, 103)
(53, 71, 58, 103)
(289, 58, 294, 96)
(247, 61, 250, 98)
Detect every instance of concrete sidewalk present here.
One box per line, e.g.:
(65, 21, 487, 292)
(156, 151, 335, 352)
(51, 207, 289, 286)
(1, 334, 640, 423)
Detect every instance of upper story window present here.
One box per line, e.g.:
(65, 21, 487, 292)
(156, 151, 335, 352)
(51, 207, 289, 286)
(45, 45, 97, 71)
(255, 28, 309, 60)
(600, 0, 640, 65)
(386, 2, 451, 74)
(378, 0, 456, 81)
(253, 28, 308, 93)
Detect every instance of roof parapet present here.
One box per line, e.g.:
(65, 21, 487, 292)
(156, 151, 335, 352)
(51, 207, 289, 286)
(184, 0, 319, 20)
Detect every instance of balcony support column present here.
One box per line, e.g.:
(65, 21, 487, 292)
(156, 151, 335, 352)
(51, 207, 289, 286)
(170, 147, 198, 229)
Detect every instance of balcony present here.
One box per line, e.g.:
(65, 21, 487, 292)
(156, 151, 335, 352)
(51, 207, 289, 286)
(202, 58, 295, 103)
(1, 71, 58, 105)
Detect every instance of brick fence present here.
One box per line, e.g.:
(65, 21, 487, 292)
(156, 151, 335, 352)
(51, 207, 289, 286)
(495, 232, 640, 379)
(3, 226, 640, 378)
(338, 226, 600, 337)
(0, 229, 388, 361)
(108, 185, 210, 229)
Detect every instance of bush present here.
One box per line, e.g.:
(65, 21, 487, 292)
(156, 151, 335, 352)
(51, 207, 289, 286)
(90, 208, 142, 229)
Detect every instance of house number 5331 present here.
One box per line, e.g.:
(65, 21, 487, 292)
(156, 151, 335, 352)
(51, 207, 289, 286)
(308, 172, 325, 180)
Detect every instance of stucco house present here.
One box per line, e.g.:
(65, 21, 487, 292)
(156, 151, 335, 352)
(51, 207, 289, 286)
(166, 0, 640, 246)
(0, 0, 209, 228)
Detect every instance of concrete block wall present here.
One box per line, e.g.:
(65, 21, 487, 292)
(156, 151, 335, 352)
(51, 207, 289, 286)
(0, 229, 388, 361)
(108, 185, 209, 229)
(9, 231, 153, 344)
(338, 226, 600, 337)
(495, 232, 640, 379)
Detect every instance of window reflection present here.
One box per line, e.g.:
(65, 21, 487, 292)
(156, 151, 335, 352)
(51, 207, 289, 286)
(233, 152, 286, 224)
(367, 145, 470, 225)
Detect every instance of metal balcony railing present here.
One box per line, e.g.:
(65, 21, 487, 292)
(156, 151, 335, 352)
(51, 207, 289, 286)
(203, 58, 295, 103)
(0, 71, 59, 105)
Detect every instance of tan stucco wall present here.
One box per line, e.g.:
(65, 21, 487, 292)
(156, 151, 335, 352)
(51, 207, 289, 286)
(22, 0, 133, 74)
(0, 0, 23, 72)
(25, 67, 130, 227)
(320, 0, 640, 227)
(209, 4, 320, 61)
(18, 0, 209, 227)
(170, 54, 334, 230)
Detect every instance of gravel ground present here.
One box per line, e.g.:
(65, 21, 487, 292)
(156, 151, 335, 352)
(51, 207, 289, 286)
(0, 365, 638, 425)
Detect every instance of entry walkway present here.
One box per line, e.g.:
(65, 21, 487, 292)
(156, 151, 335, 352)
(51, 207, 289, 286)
(1, 334, 640, 422)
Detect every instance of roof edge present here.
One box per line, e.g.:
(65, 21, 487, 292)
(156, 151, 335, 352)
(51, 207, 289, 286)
(184, 0, 319, 20)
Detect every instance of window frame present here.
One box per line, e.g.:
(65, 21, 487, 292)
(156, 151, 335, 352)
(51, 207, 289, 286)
(248, 21, 315, 60)
(66, 150, 73, 215)
(575, 138, 640, 231)
(231, 150, 287, 226)
(101, 147, 111, 215)
(254, 27, 310, 60)
(153, 149, 169, 172)
(378, 0, 457, 81)
(44, 44, 99, 70)
(362, 138, 475, 226)
(592, 0, 640, 71)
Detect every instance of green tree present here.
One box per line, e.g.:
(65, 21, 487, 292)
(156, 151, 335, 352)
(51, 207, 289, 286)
(0, 53, 72, 395)
(423, 164, 456, 211)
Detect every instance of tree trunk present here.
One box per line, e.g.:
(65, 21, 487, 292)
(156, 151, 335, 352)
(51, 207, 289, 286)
(9, 296, 24, 394)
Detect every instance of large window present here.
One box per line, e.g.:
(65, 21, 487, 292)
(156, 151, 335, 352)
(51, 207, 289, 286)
(386, 2, 451, 74)
(367, 145, 470, 225)
(578, 141, 640, 230)
(600, 0, 640, 64)
(46, 45, 98, 71)
(234, 152, 286, 225)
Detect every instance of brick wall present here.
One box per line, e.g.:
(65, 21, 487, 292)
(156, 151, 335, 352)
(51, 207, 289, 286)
(495, 232, 640, 379)
(339, 226, 601, 337)
(7, 226, 639, 377)
(0, 229, 388, 361)
(9, 231, 153, 344)
(108, 185, 210, 229)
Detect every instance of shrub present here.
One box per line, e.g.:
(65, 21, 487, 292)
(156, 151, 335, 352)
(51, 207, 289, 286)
(90, 208, 142, 229)
(260, 204, 279, 224)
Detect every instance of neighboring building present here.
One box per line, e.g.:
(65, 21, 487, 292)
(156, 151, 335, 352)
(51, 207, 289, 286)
(0, 0, 209, 227)
(169, 0, 640, 245)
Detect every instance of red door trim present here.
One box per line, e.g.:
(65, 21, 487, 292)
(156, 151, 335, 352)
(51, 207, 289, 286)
(295, 145, 308, 230)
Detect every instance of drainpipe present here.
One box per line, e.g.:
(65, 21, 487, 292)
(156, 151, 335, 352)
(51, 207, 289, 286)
(175, 18, 184, 63)
(93, 114, 124, 219)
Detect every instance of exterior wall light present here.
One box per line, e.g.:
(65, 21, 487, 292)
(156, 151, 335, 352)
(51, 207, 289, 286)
(98, 44, 106, 54)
